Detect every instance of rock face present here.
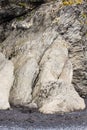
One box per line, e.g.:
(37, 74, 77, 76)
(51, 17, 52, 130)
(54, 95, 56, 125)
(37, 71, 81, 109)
(32, 37, 85, 114)
(33, 37, 68, 101)
(8, 28, 58, 106)
(0, 0, 86, 113)
(0, 53, 14, 109)
(56, 3, 87, 96)
(10, 58, 39, 106)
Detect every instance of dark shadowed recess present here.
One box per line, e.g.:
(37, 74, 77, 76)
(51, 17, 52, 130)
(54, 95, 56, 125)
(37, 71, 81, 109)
(0, 0, 45, 25)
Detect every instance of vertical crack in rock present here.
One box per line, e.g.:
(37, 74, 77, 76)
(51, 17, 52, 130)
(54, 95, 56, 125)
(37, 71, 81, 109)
(29, 34, 59, 108)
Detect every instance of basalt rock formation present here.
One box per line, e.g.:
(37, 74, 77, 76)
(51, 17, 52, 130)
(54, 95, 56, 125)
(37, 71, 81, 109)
(0, 0, 87, 113)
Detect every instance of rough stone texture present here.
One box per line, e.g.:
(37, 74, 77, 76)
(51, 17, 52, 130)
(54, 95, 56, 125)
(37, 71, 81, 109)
(1, 1, 87, 97)
(0, 23, 13, 43)
(10, 58, 39, 106)
(0, 0, 86, 113)
(32, 38, 85, 114)
(39, 82, 85, 114)
(33, 36, 68, 99)
(0, 53, 14, 109)
(8, 27, 58, 106)
(56, 4, 87, 96)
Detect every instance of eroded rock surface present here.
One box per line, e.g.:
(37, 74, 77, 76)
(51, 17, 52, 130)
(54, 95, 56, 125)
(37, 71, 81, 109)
(0, 0, 86, 113)
(0, 53, 14, 109)
(9, 28, 58, 106)
(56, 3, 87, 96)
(10, 58, 39, 106)
(32, 38, 85, 114)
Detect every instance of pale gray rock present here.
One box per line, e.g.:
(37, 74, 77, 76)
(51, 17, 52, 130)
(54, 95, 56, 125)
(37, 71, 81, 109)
(33, 36, 68, 99)
(10, 57, 39, 106)
(39, 82, 85, 114)
(1, 1, 87, 97)
(0, 0, 86, 113)
(0, 53, 14, 109)
(35, 60, 85, 114)
(9, 27, 58, 106)
(32, 38, 85, 114)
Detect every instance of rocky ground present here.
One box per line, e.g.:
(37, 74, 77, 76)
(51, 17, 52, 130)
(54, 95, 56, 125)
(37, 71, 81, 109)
(0, 98, 87, 129)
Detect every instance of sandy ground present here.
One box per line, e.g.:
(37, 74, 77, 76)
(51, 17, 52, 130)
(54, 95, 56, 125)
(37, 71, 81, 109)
(0, 99, 87, 129)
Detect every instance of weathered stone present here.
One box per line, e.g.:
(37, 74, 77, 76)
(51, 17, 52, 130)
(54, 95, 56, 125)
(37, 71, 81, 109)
(0, 0, 86, 113)
(39, 82, 85, 114)
(33, 36, 68, 99)
(32, 38, 85, 114)
(57, 4, 87, 96)
(10, 57, 39, 106)
(0, 53, 14, 109)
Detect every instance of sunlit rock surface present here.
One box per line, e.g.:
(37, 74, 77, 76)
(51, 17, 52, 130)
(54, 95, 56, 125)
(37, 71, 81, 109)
(32, 38, 85, 114)
(0, 0, 86, 113)
(0, 53, 14, 109)
(10, 58, 39, 106)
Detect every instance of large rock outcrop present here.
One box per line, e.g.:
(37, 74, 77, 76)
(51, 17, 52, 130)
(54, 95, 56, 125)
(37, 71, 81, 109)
(32, 37, 85, 114)
(0, 0, 86, 113)
(0, 53, 14, 109)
